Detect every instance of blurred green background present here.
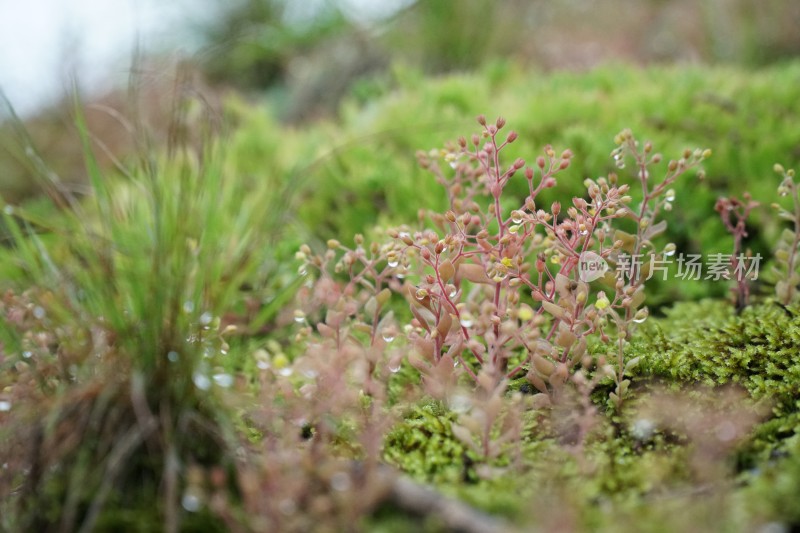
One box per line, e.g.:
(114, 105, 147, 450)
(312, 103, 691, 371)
(2, 0, 799, 304)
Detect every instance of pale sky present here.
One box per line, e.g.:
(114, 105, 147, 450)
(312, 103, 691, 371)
(0, 0, 408, 117)
(0, 0, 190, 116)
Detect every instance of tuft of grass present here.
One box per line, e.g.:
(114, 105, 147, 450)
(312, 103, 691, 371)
(0, 88, 296, 530)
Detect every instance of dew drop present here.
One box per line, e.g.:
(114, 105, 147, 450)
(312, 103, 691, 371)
(512, 215, 523, 224)
(579, 229, 589, 236)
(633, 316, 648, 324)
(388, 259, 399, 268)
(460, 315, 474, 328)
(33, 306, 45, 320)
(663, 243, 677, 257)
(382, 331, 396, 343)
(297, 265, 308, 276)
(388, 363, 401, 373)
(22, 351, 32, 359)
(278, 367, 293, 377)
(293, 310, 306, 323)
(192, 372, 211, 391)
(3, 205, 13, 216)
(665, 189, 676, 202)
(257, 360, 270, 370)
(181, 492, 201, 512)
(631, 418, 655, 441)
(213, 373, 234, 388)
(415, 289, 427, 301)
(448, 288, 457, 298)
(199, 312, 213, 326)
(0, 400, 11, 412)
(450, 393, 470, 413)
(780, 190, 789, 197)
(167, 351, 179, 362)
(183, 301, 195, 314)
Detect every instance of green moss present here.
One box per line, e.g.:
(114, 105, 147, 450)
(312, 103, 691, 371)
(635, 299, 800, 418)
(383, 401, 475, 484)
(222, 61, 800, 302)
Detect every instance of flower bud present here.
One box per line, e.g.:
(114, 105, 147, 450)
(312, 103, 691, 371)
(477, 114, 487, 126)
(506, 130, 518, 143)
(551, 202, 561, 216)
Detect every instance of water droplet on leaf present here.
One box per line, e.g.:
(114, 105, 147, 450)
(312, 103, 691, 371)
(192, 372, 211, 391)
(181, 492, 201, 512)
(213, 373, 233, 388)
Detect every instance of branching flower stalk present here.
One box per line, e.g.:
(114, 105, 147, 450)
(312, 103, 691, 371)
(772, 164, 800, 305)
(299, 118, 709, 410)
(604, 132, 711, 406)
(714, 193, 759, 311)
